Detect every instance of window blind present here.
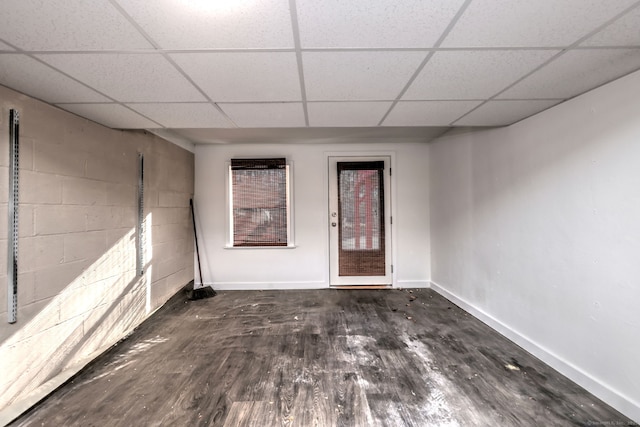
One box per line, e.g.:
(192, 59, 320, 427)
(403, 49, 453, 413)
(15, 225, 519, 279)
(231, 158, 288, 247)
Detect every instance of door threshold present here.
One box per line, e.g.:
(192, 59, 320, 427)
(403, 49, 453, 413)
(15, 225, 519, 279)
(331, 285, 393, 290)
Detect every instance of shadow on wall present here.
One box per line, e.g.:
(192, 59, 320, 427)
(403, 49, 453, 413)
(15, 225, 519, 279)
(0, 214, 154, 411)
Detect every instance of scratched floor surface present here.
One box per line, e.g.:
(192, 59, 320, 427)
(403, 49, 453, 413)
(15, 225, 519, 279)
(12, 289, 635, 426)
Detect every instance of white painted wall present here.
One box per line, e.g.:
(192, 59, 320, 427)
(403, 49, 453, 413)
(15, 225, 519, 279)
(194, 142, 430, 289)
(429, 70, 640, 421)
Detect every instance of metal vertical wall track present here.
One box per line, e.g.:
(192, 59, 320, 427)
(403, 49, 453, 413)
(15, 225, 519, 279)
(7, 109, 19, 324)
(137, 153, 144, 276)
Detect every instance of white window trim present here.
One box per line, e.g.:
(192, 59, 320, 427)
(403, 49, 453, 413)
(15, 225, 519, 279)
(225, 160, 296, 249)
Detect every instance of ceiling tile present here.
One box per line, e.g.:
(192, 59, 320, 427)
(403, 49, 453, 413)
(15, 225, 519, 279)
(219, 103, 306, 127)
(296, 0, 465, 48)
(126, 103, 233, 128)
(58, 104, 159, 129)
(116, 0, 294, 49)
(37, 53, 205, 102)
(442, 0, 639, 47)
(307, 102, 392, 126)
(383, 100, 483, 126)
(403, 50, 558, 100)
(581, 6, 640, 46)
(303, 51, 426, 101)
(0, 41, 15, 50)
(170, 52, 301, 102)
(454, 100, 561, 126)
(2, 1, 638, 134)
(0, 0, 152, 51)
(499, 49, 640, 99)
(0, 54, 110, 103)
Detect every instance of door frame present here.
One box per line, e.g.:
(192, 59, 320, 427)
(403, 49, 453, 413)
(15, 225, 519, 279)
(325, 152, 396, 287)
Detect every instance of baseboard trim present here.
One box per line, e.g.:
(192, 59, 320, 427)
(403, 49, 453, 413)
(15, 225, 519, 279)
(331, 285, 392, 290)
(210, 280, 432, 291)
(396, 280, 431, 289)
(209, 281, 328, 291)
(429, 280, 640, 423)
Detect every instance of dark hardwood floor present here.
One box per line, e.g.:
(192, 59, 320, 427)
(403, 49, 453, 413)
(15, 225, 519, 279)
(12, 288, 635, 426)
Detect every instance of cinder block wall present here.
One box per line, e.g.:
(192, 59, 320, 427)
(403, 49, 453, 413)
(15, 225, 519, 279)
(0, 85, 194, 411)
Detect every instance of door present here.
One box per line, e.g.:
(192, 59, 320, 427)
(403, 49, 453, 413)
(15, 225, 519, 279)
(329, 156, 392, 286)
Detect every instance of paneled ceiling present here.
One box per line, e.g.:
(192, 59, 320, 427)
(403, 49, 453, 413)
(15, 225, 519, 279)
(1, 0, 640, 145)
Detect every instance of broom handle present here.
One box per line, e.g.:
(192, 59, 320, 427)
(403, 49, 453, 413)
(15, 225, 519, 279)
(190, 199, 204, 288)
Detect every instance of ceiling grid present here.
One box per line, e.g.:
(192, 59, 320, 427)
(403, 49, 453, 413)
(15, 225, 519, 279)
(0, 0, 639, 143)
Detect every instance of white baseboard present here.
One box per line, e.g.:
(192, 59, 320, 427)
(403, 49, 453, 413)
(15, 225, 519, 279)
(429, 281, 640, 423)
(211, 280, 432, 291)
(395, 280, 431, 289)
(209, 281, 328, 291)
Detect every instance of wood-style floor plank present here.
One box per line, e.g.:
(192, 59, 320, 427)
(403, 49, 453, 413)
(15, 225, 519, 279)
(223, 401, 277, 427)
(11, 288, 635, 426)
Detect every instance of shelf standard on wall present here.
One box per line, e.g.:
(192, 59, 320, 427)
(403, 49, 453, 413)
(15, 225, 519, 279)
(7, 109, 19, 324)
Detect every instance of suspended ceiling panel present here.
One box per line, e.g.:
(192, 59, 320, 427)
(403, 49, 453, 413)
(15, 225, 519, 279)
(296, 0, 466, 48)
(581, 6, 640, 46)
(384, 101, 484, 127)
(303, 51, 426, 101)
(307, 102, 393, 127)
(1, 0, 639, 145)
(455, 100, 562, 126)
(170, 52, 302, 102)
(60, 104, 158, 129)
(440, 0, 639, 47)
(220, 102, 306, 128)
(0, 40, 15, 51)
(127, 103, 234, 128)
(117, 0, 295, 49)
(402, 50, 560, 100)
(0, 55, 109, 103)
(499, 49, 640, 99)
(0, 0, 153, 50)
(37, 53, 206, 102)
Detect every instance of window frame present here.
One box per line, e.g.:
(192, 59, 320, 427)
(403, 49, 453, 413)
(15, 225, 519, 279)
(226, 158, 295, 249)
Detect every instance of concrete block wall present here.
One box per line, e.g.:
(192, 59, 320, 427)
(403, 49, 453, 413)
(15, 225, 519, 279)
(0, 85, 194, 412)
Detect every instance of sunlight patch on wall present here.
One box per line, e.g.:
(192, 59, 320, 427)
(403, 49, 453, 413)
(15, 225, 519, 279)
(0, 227, 148, 410)
(144, 212, 153, 314)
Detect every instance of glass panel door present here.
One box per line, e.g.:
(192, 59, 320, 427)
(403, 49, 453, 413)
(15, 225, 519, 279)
(338, 161, 385, 276)
(329, 157, 391, 286)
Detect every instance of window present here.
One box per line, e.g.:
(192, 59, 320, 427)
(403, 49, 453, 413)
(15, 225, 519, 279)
(229, 158, 292, 247)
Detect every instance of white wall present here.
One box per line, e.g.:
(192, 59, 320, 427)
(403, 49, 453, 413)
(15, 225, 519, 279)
(194, 142, 430, 289)
(429, 70, 640, 421)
